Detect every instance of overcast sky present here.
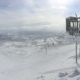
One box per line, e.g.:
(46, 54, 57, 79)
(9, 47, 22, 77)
(0, 0, 79, 32)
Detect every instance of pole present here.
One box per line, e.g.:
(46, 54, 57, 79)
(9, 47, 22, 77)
(75, 16, 78, 65)
(75, 36, 78, 64)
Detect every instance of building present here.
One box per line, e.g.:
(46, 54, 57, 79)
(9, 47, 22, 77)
(66, 16, 80, 35)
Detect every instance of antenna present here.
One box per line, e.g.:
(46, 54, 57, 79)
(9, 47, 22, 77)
(75, 13, 77, 17)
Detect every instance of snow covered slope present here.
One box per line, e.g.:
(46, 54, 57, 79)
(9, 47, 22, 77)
(0, 31, 79, 80)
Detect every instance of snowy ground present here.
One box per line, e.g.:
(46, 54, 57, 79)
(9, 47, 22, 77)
(0, 31, 80, 80)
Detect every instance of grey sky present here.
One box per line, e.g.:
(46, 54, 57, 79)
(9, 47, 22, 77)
(0, 0, 79, 32)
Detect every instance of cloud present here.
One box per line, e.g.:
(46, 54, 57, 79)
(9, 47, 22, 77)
(0, 0, 76, 32)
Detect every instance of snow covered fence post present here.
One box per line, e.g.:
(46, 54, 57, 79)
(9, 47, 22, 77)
(44, 38, 48, 55)
(36, 75, 45, 80)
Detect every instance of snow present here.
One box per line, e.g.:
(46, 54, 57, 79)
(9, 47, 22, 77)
(0, 31, 80, 80)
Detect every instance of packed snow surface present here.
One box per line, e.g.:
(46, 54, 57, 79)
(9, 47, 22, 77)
(0, 31, 80, 80)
